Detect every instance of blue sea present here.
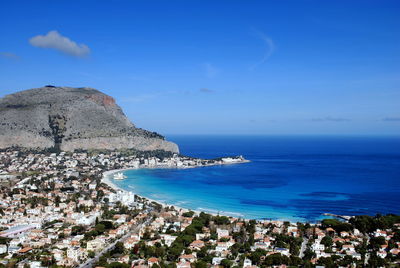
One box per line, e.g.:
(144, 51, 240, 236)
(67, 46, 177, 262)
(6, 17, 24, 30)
(114, 136, 400, 222)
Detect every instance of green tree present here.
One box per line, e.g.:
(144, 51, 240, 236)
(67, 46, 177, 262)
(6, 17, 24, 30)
(88, 251, 95, 258)
(213, 215, 230, 225)
(182, 211, 195, 217)
(264, 253, 289, 266)
(249, 249, 266, 265)
(71, 225, 86, 235)
(108, 262, 130, 268)
(321, 219, 352, 233)
(194, 260, 207, 268)
(220, 259, 233, 268)
(321, 236, 333, 247)
(369, 236, 386, 250)
(112, 241, 125, 255)
(95, 223, 106, 234)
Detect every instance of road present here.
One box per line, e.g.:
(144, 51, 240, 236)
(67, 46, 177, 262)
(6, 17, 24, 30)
(79, 216, 152, 268)
(299, 237, 308, 258)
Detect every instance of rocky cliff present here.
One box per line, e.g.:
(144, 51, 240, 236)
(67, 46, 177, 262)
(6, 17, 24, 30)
(0, 86, 179, 153)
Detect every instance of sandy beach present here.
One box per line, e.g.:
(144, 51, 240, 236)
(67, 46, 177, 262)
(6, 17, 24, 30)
(101, 168, 240, 218)
(102, 168, 193, 213)
(102, 168, 133, 192)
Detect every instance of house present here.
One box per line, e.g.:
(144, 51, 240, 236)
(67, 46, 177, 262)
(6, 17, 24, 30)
(312, 242, 325, 251)
(10, 238, 22, 248)
(390, 248, 400, 255)
(124, 236, 139, 249)
(377, 250, 387, 258)
(179, 254, 196, 263)
(216, 242, 229, 252)
(342, 245, 355, 252)
(87, 239, 105, 252)
(18, 247, 33, 254)
(51, 249, 64, 261)
(117, 224, 129, 235)
(275, 247, 290, 256)
(113, 214, 128, 224)
(287, 226, 298, 237)
(67, 247, 81, 263)
(253, 242, 269, 250)
(25, 261, 42, 268)
(88, 182, 97, 190)
(216, 228, 229, 239)
(8, 246, 21, 254)
(374, 229, 387, 238)
(160, 234, 177, 247)
(119, 255, 130, 263)
(349, 252, 362, 260)
(243, 259, 252, 268)
(263, 237, 272, 247)
(325, 227, 335, 235)
(76, 214, 97, 226)
(0, 225, 36, 238)
(254, 232, 264, 241)
(0, 245, 7, 254)
(189, 240, 205, 250)
(196, 233, 206, 240)
(212, 257, 224, 265)
(108, 229, 118, 239)
(340, 231, 350, 237)
(148, 257, 159, 266)
(177, 260, 191, 268)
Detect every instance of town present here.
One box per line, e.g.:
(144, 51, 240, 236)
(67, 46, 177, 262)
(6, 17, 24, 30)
(0, 149, 399, 268)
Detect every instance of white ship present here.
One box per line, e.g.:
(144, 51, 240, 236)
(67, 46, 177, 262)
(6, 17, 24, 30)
(113, 172, 127, 180)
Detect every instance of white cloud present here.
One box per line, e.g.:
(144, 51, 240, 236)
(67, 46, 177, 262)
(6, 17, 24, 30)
(203, 63, 219, 78)
(250, 29, 275, 70)
(312, 117, 350, 122)
(199, 88, 214, 93)
(382, 117, 400, 122)
(29, 30, 90, 57)
(0, 52, 20, 60)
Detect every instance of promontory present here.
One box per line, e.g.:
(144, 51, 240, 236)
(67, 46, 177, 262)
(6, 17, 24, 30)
(0, 86, 179, 153)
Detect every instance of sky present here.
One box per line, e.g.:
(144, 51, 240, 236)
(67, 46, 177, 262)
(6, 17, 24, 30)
(0, 0, 399, 135)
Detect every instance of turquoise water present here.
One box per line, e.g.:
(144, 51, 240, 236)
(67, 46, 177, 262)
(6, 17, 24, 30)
(113, 136, 400, 222)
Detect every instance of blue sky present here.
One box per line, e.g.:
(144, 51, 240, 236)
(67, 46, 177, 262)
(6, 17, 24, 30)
(0, 0, 399, 135)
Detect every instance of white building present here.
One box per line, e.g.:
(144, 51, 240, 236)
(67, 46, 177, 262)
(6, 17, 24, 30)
(212, 257, 224, 265)
(312, 242, 325, 251)
(243, 259, 252, 268)
(216, 228, 229, 239)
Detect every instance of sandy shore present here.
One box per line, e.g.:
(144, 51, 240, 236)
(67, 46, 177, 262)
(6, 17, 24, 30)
(102, 168, 192, 213)
(102, 168, 132, 192)
(101, 168, 241, 218)
(101, 169, 317, 222)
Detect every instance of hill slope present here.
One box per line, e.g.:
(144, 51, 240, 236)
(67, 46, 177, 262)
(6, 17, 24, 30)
(0, 86, 179, 152)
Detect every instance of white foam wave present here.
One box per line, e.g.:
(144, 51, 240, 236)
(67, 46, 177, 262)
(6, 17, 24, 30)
(197, 207, 244, 217)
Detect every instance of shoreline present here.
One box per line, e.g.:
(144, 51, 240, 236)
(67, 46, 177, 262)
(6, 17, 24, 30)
(102, 168, 196, 215)
(101, 167, 251, 220)
(102, 168, 353, 223)
(101, 167, 312, 223)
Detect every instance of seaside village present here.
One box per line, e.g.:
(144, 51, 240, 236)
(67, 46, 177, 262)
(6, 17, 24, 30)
(0, 150, 399, 268)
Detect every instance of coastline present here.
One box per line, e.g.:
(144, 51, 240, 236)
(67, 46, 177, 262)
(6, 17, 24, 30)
(101, 167, 246, 219)
(101, 155, 250, 212)
(102, 167, 303, 222)
(102, 168, 353, 223)
(102, 168, 133, 192)
(102, 168, 194, 215)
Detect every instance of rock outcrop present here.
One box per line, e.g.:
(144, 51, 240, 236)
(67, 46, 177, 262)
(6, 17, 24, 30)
(0, 86, 179, 152)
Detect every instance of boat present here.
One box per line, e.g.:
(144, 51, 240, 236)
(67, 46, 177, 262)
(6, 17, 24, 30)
(113, 172, 127, 180)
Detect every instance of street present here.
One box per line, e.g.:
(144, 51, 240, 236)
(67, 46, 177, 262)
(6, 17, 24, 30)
(299, 237, 308, 258)
(79, 216, 152, 268)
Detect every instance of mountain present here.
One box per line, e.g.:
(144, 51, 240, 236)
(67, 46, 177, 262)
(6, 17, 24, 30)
(0, 86, 179, 153)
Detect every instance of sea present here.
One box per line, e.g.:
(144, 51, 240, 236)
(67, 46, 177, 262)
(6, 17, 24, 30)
(113, 135, 400, 222)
